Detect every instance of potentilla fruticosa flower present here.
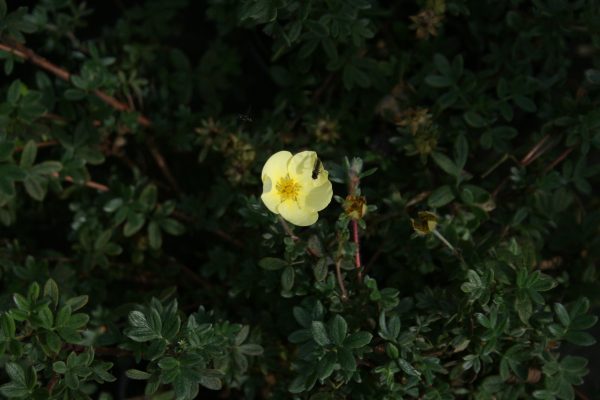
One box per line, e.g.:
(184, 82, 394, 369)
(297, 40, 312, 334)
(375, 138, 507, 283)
(261, 151, 333, 226)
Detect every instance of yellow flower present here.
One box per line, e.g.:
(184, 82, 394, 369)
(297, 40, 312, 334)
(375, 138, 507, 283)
(261, 150, 333, 226)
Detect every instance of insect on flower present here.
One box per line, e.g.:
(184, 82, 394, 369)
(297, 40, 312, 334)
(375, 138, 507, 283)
(311, 157, 321, 180)
(260, 151, 333, 226)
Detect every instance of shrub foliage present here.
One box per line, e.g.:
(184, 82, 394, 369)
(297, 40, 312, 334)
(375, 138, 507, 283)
(0, 0, 599, 399)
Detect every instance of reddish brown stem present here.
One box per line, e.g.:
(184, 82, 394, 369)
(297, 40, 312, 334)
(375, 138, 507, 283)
(46, 374, 59, 394)
(53, 172, 110, 192)
(544, 147, 574, 173)
(352, 219, 362, 282)
(348, 171, 363, 282)
(14, 140, 58, 152)
(520, 134, 550, 166)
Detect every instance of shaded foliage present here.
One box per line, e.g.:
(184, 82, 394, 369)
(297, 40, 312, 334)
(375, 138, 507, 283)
(0, 0, 599, 399)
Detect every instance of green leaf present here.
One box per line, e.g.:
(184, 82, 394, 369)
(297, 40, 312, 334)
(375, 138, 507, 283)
(19, 141, 37, 168)
(0, 383, 29, 398)
(64, 88, 86, 101)
(160, 218, 185, 235)
(425, 75, 453, 88)
(431, 152, 459, 177)
(329, 315, 347, 346)
(281, 265, 295, 291)
(103, 198, 123, 212)
(0, 141, 14, 161)
(23, 175, 46, 201)
(0, 178, 15, 197)
(126, 369, 152, 380)
(55, 305, 72, 327)
(126, 310, 161, 342)
(5, 363, 26, 386)
(514, 95, 537, 112)
(387, 316, 401, 340)
(36, 306, 54, 329)
(316, 352, 337, 380)
(53, 361, 67, 374)
(31, 161, 62, 176)
(259, 257, 287, 270)
(66, 313, 89, 329)
(148, 221, 162, 249)
(397, 358, 421, 377)
(305, 20, 328, 37)
(293, 307, 311, 328)
(238, 343, 264, 356)
(199, 376, 222, 390)
(344, 331, 372, 348)
(0, 313, 16, 338)
(45, 331, 61, 354)
(454, 135, 469, 170)
(433, 54, 452, 77)
(139, 184, 158, 210)
(0, 164, 26, 181)
(427, 185, 455, 208)
(7, 80, 22, 104)
(554, 303, 570, 327)
(124, 213, 145, 237)
(43, 278, 59, 308)
(463, 111, 487, 128)
(311, 321, 330, 346)
(158, 357, 179, 373)
(12, 294, 30, 311)
(337, 348, 356, 371)
(66, 295, 89, 312)
(515, 290, 532, 324)
(564, 331, 596, 346)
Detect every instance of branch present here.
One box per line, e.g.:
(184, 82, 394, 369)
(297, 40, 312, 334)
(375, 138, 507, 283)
(0, 39, 180, 192)
(52, 172, 109, 192)
(348, 169, 363, 282)
(352, 219, 362, 282)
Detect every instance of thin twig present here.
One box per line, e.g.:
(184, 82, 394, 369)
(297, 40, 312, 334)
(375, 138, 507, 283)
(405, 191, 431, 209)
(147, 137, 181, 193)
(520, 134, 551, 166)
(14, 140, 58, 152)
(543, 147, 574, 173)
(335, 256, 349, 301)
(46, 374, 59, 394)
(53, 172, 110, 192)
(278, 216, 299, 241)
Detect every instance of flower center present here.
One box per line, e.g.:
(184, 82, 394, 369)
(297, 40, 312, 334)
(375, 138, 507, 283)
(276, 175, 301, 202)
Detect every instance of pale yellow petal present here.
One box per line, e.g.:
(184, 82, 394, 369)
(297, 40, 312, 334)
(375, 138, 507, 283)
(288, 151, 317, 181)
(289, 150, 331, 190)
(262, 150, 292, 183)
(304, 180, 333, 212)
(279, 200, 318, 226)
(261, 176, 281, 214)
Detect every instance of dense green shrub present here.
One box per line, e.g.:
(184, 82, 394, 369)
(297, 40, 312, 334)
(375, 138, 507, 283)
(0, 0, 599, 399)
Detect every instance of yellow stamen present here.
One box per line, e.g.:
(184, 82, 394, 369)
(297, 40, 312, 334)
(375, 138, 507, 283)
(276, 175, 301, 202)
